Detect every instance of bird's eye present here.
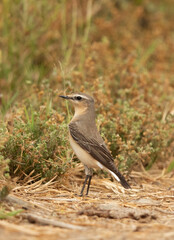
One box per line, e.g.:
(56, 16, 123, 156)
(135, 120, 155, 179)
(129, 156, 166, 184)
(75, 96, 82, 101)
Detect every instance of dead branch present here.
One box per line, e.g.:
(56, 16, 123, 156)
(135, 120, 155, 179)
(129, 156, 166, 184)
(21, 213, 85, 230)
(5, 195, 35, 210)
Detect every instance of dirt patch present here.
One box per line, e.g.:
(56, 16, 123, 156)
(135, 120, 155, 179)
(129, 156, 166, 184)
(79, 203, 157, 222)
(0, 170, 174, 240)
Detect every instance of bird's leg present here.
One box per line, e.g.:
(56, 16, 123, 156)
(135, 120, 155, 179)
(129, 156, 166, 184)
(79, 165, 93, 196)
(80, 175, 89, 196)
(86, 175, 92, 196)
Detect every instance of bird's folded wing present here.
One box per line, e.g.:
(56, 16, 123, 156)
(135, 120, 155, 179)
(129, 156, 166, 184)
(69, 122, 130, 189)
(69, 122, 118, 173)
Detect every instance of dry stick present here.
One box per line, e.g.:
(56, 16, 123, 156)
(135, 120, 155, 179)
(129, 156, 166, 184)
(21, 213, 85, 230)
(33, 197, 79, 202)
(154, 208, 174, 215)
(6, 195, 53, 213)
(6, 195, 35, 210)
(6, 195, 85, 230)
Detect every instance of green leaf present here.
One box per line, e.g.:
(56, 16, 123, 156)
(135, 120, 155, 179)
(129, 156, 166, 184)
(0, 209, 23, 219)
(166, 160, 174, 173)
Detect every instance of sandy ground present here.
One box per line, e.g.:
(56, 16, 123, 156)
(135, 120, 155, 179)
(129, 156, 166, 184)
(0, 170, 174, 240)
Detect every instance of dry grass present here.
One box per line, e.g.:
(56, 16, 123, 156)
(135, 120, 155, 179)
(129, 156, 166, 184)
(0, 168, 174, 240)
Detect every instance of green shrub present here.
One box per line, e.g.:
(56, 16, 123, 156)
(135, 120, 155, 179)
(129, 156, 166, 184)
(0, 103, 70, 180)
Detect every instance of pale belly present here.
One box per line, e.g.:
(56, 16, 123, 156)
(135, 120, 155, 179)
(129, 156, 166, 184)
(69, 133, 121, 182)
(69, 133, 102, 169)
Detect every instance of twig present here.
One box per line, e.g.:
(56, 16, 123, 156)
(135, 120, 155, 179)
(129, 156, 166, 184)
(154, 208, 174, 215)
(6, 194, 53, 213)
(21, 213, 85, 230)
(6, 195, 35, 210)
(33, 197, 79, 202)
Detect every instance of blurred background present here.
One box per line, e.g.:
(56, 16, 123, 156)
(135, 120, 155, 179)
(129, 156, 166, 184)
(0, 0, 174, 181)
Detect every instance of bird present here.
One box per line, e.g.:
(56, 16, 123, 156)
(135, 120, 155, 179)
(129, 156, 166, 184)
(59, 93, 131, 196)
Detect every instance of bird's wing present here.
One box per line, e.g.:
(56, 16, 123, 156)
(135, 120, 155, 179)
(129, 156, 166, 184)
(69, 122, 130, 189)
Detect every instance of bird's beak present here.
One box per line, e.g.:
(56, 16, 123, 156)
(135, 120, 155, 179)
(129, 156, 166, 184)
(59, 95, 72, 100)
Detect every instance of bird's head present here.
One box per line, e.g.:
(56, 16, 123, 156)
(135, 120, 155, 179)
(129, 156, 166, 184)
(59, 93, 94, 117)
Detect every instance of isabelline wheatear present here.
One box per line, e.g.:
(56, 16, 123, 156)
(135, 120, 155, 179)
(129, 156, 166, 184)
(59, 93, 130, 195)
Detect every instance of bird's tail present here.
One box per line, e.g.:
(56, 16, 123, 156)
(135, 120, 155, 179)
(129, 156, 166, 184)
(109, 169, 131, 189)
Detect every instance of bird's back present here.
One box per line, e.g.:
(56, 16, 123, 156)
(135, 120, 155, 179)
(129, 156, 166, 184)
(70, 113, 104, 145)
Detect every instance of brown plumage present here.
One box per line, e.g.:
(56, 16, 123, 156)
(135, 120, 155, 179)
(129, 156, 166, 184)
(59, 93, 130, 195)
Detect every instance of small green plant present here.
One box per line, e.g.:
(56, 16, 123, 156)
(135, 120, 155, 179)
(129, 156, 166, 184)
(166, 160, 174, 173)
(0, 101, 70, 180)
(0, 186, 11, 201)
(0, 156, 10, 179)
(0, 208, 23, 219)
